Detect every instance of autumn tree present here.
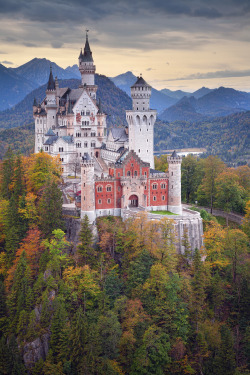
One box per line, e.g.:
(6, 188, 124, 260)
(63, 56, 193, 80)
(215, 169, 245, 220)
(197, 155, 225, 213)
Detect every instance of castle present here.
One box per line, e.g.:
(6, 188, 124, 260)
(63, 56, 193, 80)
(33, 33, 183, 223)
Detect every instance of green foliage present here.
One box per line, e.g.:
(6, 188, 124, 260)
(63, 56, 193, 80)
(39, 178, 64, 237)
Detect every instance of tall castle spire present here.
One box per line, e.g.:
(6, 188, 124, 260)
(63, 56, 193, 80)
(78, 30, 96, 88)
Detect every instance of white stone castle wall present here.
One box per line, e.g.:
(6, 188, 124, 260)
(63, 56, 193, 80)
(127, 110, 156, 169)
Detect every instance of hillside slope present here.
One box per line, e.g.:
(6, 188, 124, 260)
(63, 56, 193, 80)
(0, 64, 37, 111)
(155, 111, 250, 164)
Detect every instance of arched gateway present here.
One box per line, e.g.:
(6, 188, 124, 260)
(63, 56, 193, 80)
(129, 194, 138, 207)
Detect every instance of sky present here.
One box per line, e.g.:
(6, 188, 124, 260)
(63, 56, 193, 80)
(0, 0, 250, 92)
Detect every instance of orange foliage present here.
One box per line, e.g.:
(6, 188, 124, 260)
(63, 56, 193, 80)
(5, 227, 44, 289)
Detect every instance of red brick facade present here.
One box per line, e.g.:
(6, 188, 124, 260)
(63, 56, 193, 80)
(94, 151, 168, 210)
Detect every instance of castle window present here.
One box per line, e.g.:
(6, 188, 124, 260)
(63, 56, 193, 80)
(84, 132, 88, 137)
(118, 186, 121, 192)
(97, 186, 103, 192)
(161, 183, 166, 189)
(139, 149, 140, 153)
(162, 196, 165, 201)
(107, 198, 111, 204)
(91, 132, 96, 137)
(45, 147, 48, 151)
(59, 147, 64, 152)
(171, 172, 173, 176)
(118, 172, 120, 177)
(134, 171, 138, 176)
(152, 184, 157, 190)
(98, 199, 102, 204)
(172, 185, 173, 189)
(86, 110, 90, 115)
(153, 196, 156, 201)
(106, 186, 112, 192)
(144, 185, 147, 189)
(84, 142, 88, 147)
(144, 172, 147, 176)
(91, 142, 96, 147)
(127, 171, 130, 176)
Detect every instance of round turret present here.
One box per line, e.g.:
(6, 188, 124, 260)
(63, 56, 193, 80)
(167, 151, 182, 215)
(131, 75, 151, 111)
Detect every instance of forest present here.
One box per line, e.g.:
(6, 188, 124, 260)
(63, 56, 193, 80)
(0, 150, 249, 375)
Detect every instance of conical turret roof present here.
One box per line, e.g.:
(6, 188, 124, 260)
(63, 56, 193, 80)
(131, 75, 151, 88)
(47, 65, 55, 90)
(80, 33, 93, 62)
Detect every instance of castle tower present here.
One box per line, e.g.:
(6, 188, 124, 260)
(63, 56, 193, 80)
(167, 151, 182, 215)
(78, 31, 97, 99)
(81, 153, 96, 223)
(45, 66, 57, 130)
(126, 75, 157, 168)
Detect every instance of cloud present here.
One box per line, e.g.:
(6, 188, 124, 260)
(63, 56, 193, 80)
(0, 60, 13, 65)
(165, 69, 250, 81)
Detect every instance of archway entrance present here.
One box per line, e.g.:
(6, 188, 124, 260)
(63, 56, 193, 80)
(129, 194, 138, 207)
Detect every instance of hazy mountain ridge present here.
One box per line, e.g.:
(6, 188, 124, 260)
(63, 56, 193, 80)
(159, 87, 250, 122)
(110, 71, 177, 113)
(0, 64, 37, 111)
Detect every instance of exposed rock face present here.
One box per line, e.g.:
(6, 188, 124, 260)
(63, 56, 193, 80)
(23, 333, 50, 368)
(64, 216, 81, 252)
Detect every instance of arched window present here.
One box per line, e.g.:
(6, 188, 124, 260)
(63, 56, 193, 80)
(127, 171, 130, 176)
(97, 186, 103, 192)
(161, 183, 166, 189)
(152, 183, 157, 190)
(106, 185, 112, 192)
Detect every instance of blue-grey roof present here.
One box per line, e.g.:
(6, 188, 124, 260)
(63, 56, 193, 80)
(110, 128, 128, 142)
(45, 128, 56, 136)
(150, 168, 165, 175)
(131, 76, 150, 88)
(171, 150, 178, 158)
(82, 152, 91, 161)
(115, 149, 129, 164)
(62, 136, 74, 144)
(44, 136, 58, 145)
(47, 66, 55, 90)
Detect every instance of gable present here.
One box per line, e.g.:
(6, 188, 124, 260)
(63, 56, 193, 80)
(73, 90, 98, 115)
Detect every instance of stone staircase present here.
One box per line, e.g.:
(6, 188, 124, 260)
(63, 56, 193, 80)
(93, 155, 109, 173)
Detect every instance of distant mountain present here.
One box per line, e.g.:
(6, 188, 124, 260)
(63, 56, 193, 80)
(160, 86, 213, 100)
(11, 58, 80, 87)
(0, 64, 37, 111)
(65, 64, 81, 79)
(159, 96, 206, 122)
(159, 87, 250, 122)
(0, 74, 132, 131)
(192, 87, 214, 99)
(110, 71, 177, 114)
(160, 88, 191, 100)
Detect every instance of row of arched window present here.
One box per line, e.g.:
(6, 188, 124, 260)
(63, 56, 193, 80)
(97, 185, 112, 192)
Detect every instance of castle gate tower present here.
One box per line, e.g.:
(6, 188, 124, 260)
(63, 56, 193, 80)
(45, 66, 57, 130)
(126, 76, 157, 169)
(81, 153, 96, 222)
(167, 151, 182, 215)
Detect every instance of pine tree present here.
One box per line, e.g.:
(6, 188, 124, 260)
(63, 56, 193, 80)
(39, 177, 64, 237)
(191, 248, 207, 331)
(0, 147, 15, 200)
(77, 215, 94, 265)
(70, 306, 88, 369)
(214, 325, 236, 375)
(50, 298, 69, 361)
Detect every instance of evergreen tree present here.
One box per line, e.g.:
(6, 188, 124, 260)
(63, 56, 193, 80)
(214, 325, 236, 375)
(191, 248, 207, 331)
(77, 215, 94, 265)
(39, 177, 64, 237)
(0, 147, 15, 200)
(70, 306, 88, 369)
(50, 298, 69, 362)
